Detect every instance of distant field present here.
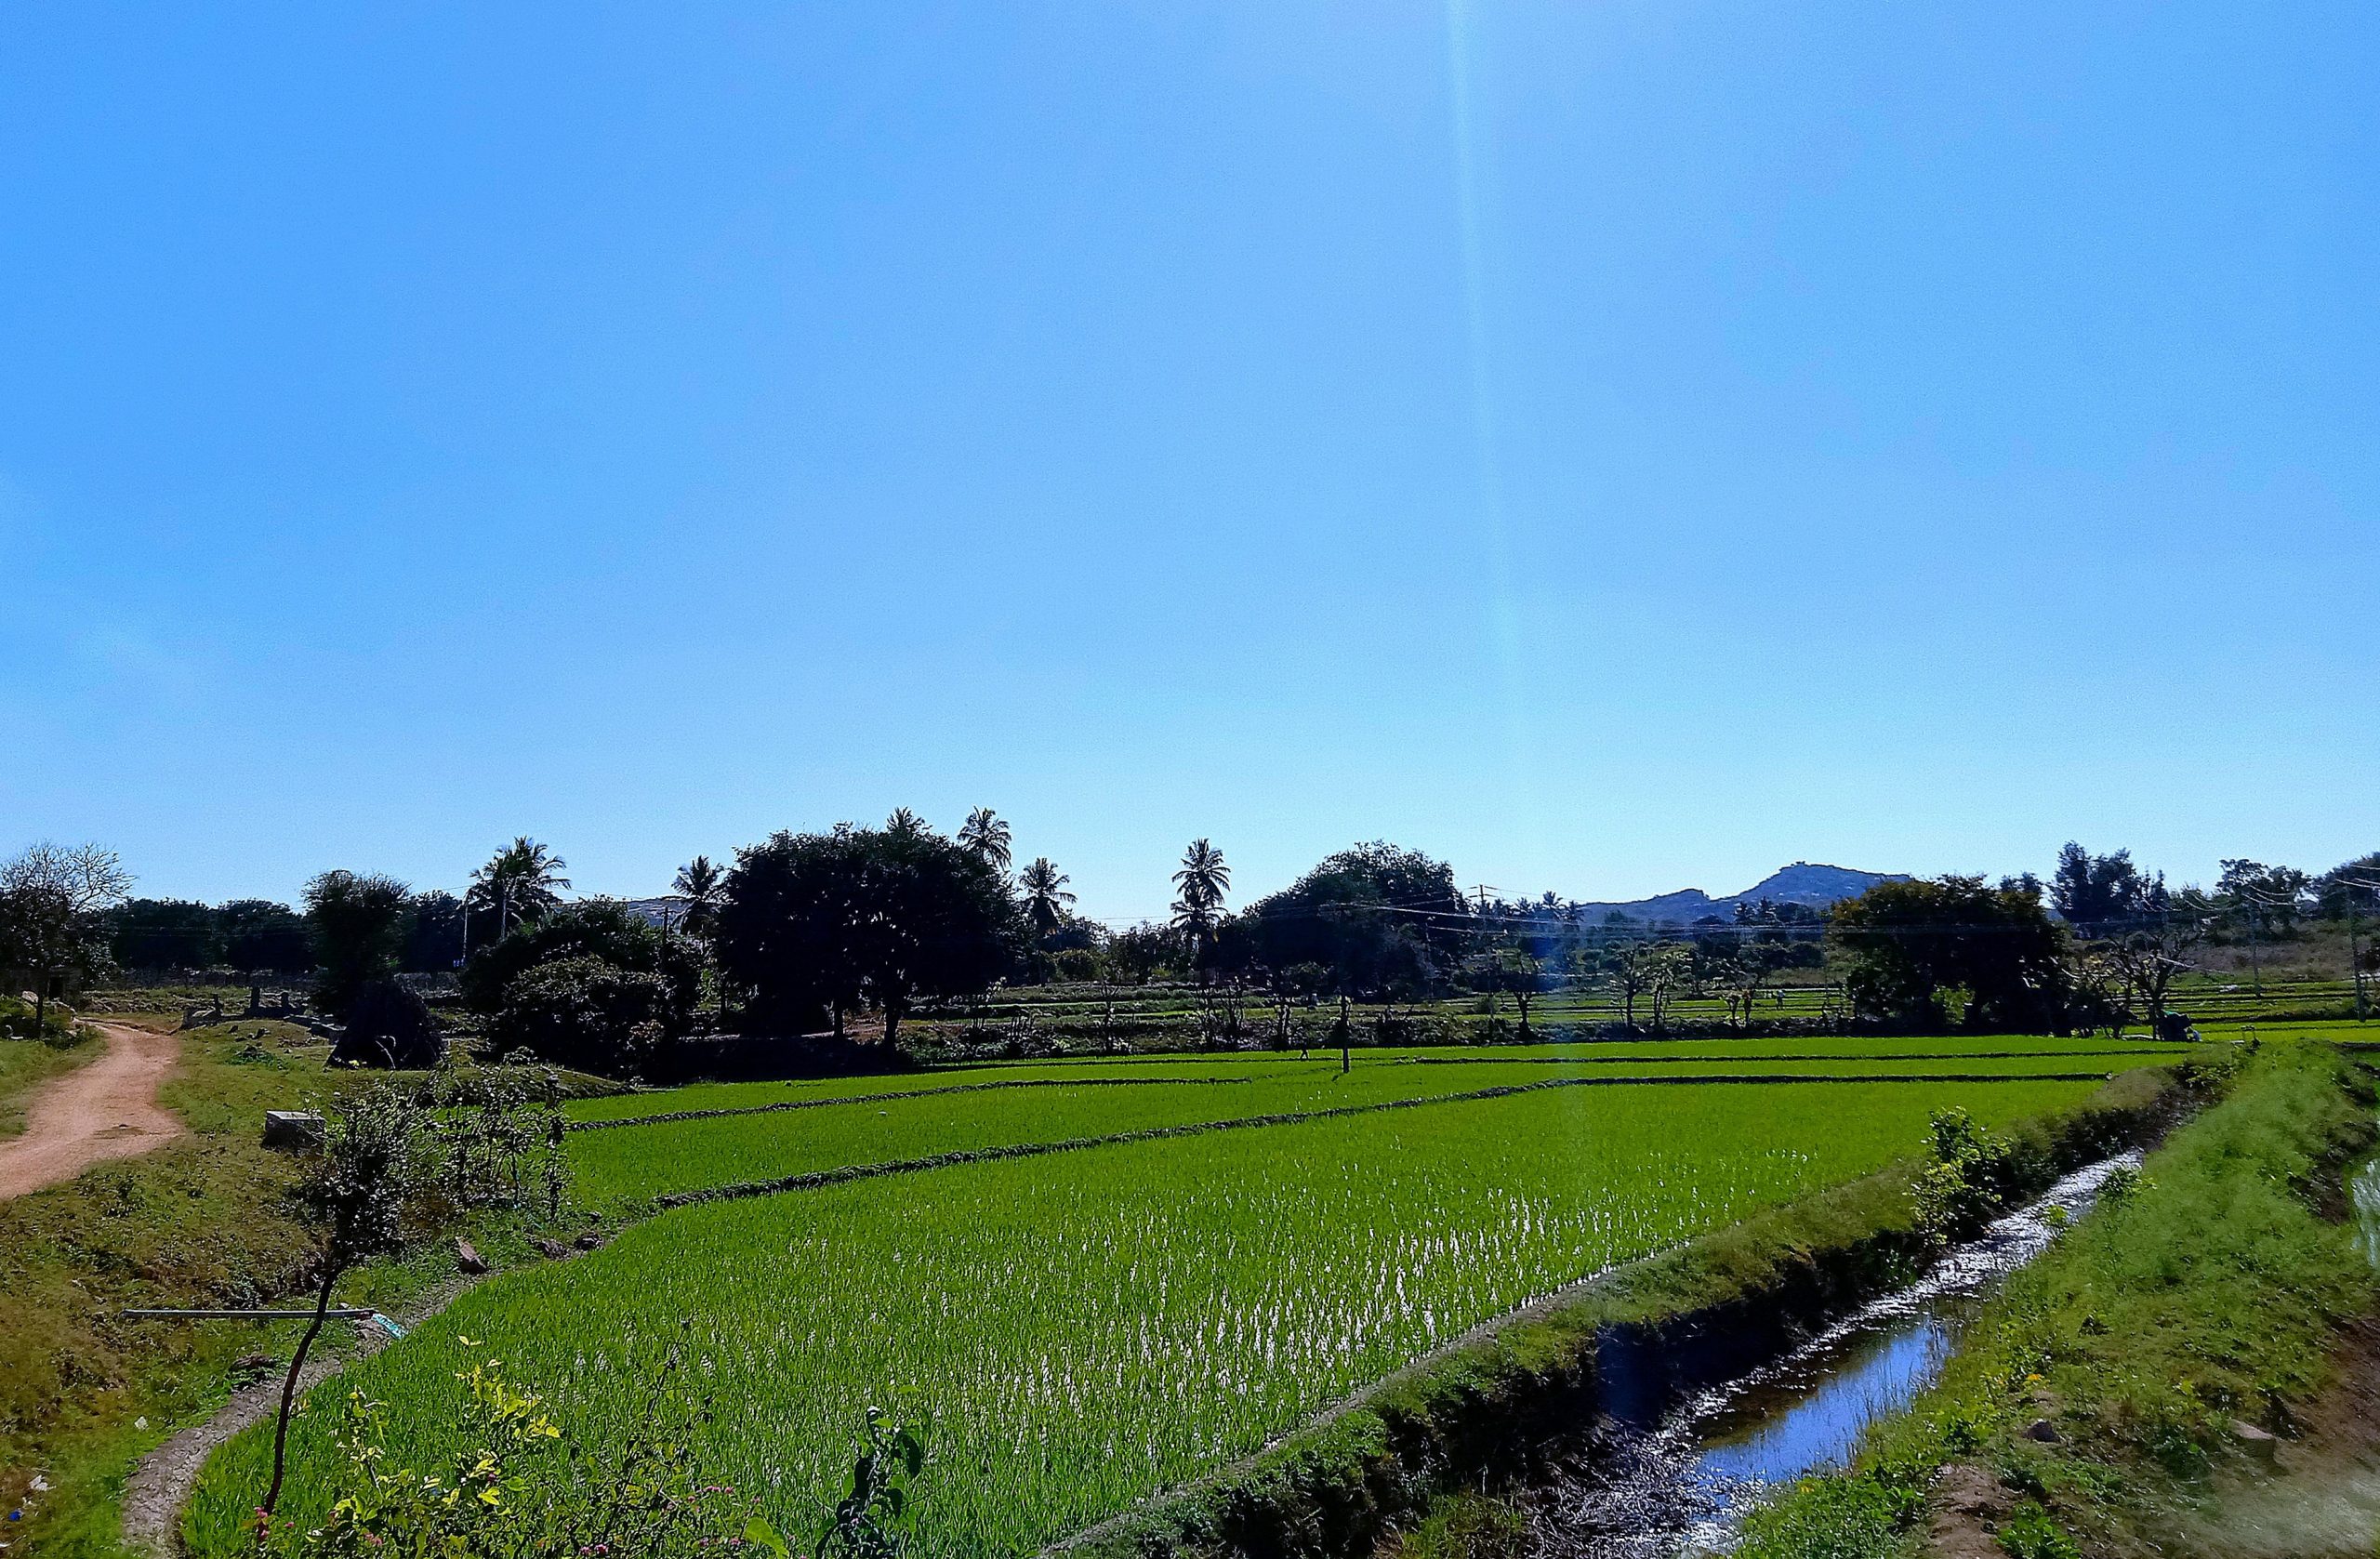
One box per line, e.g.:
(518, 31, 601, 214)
(195, 1061, 2114, 1558)
(566, 1051, 2175, 1209)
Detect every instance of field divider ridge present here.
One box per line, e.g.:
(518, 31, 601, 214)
(573, 1074, 1263, 1131)
(644, 1069, 2119, 1211)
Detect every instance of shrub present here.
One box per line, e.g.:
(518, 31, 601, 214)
(327, 978, 443, 1069)
(491, 955, 677, 1076)
(461, 901, 700, 1029)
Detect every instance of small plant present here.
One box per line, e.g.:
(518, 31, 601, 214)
(271, 1339, 746, 1557)
(1996, 1499, 2081, 1559)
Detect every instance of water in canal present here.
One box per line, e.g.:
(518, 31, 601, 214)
(1526, 1152, 2144, 1558)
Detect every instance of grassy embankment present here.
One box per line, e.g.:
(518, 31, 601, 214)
(1737, 1038, 2378, 1559)
(0, 1014, 617, 1558)
(0, 995, 102, 1137)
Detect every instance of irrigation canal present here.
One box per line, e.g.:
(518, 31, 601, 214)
(1515, 1153, 2143, 1557)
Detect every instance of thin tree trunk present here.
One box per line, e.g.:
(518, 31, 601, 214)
(259, 1262, 338, 1540)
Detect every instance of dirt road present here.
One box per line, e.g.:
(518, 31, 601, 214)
(0, 1021, 185, 1198)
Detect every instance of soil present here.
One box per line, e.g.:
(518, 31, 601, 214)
(0, 1021, 185, 1198)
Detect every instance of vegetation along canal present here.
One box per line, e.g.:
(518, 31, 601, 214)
(1515, 1153, 2145, 1558)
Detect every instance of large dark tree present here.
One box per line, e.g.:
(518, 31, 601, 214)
(716, 817, 1025, 1047)
(2049, 842, 2148, 936)
(106, 897, 225, 971)
(1830, 876, 2072, 1032)
(304, 871, 444, 1064)
(303, 870, 414, 1021)
(220, 899, 313, 976)
(403, 891, 468, 972)
(1229, 842, 1471, 999)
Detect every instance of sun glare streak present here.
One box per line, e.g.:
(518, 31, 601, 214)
(1445, 0, 1541, 850)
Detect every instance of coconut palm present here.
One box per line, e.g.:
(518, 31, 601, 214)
(1019, 857, 1075, 938)
(884, 807, 930, 839)
(467, 837, 571, 938)
(959, 808, 1013, 873)
(1170, 839, 1230, 955)
(671, 854, 726, 936)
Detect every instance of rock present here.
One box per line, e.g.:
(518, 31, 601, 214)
(2230, 1420, 2280, 1465)
(573, 1230, 607, 1251)
(2022, 1418, 2062, 1444)
(261, 1110, 325, 1149)
(453, 1236, 490, 1275)
(233, 1354, 276, 1374)
(532, 1237, 571, 1260)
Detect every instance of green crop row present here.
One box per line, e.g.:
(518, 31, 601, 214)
(562, 1031, 2188, 1124)
(190, 1076, 2104, 1559)
(565, 1056, 2173, 1210)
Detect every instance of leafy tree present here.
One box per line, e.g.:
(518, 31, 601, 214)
(1600, 941, 1644, 1028)
(0, 841, 133, 1029)
(462, 900, 701, 1033)
(1233, 842, 1468, 999)
(105, 897, 224, 971)
(260, 1080, 431, 1529)
(1474, 942, 1544, 1037)
(2217, 858, 2310, 933)
(1639, 943, 1698, 1033)
(958, 808, 1013, 873)
(492, 955, 677, 1074)
(302, 870, 414, 1024)
(1105, 922, 1182, 984)
(467, 837, 572, 939)
(401, 891, 467, 973)
(221, 899, 314, 977)
(717, 821, 1025, 1047)
(1830, 876, 2071, 1032)
(1170, 839, 1231, 965)
(2049, 842, 2147, 936)
(1019, 857, 1076, 939)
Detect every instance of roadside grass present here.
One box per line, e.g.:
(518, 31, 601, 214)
(1736, 1040, 2378, 1559)
(0, 998, 103, 1138)
(0, 1017, 600, 1558)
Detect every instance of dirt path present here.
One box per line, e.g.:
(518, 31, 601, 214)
(0, 1021, 185, 1199)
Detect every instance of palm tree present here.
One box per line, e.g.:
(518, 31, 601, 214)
(884, 807, 929, 839)
(959, 808, 1013, 873)
(1019, 857, 1075, 938)
(671, 854, 726, 936)
(468, 837, 571, 939)
(1170, 839, 1230, 960)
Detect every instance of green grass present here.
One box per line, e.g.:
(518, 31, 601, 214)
(191, 1076, 2104, 1559)
(1737, 1041, 2377, 1559)
(0, 1017, 575, 1558)
(563, 1033, 2186, 1124)
(0, 1023, 102, 1138)
(566, 1055, 2173, 1211)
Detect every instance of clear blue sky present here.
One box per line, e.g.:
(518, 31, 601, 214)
(4, 3, 2373, 922)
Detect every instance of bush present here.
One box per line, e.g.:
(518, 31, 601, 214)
(327, 979, 443, 1069)
(491, 956, 677, 1076)
(461, 901, 701, 1028)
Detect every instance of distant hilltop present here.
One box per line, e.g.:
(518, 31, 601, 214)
(1571, 862, 1908, 925)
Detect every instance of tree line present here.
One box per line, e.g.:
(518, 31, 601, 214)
(4, 827, 2373, 1070)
